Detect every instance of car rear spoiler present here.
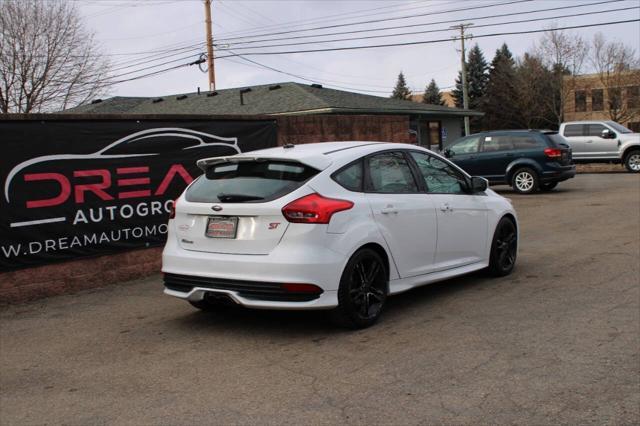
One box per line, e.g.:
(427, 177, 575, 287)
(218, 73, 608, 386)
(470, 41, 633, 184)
(196, 154, 332, 172)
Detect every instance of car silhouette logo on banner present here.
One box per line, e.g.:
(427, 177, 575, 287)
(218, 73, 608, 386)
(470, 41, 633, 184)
(4, 127, 241, 204)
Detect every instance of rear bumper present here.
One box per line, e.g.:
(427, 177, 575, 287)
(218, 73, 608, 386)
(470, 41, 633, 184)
(541, 164, 576, 183)
(164, 283, 338, 310)
(161, 225, 344, 310)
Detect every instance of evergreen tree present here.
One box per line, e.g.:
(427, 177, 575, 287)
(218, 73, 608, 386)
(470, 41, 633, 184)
(391, 72, 411, 100)
(451, 44, 489, 131)
(512, 53, 556, 129)
(422, 79, 444, 105)
(483, 43, 518, 130)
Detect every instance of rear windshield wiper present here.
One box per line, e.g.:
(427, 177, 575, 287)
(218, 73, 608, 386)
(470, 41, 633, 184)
(217, 193, 265, 202)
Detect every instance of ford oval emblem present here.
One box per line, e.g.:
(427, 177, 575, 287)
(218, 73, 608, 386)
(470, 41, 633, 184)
(211, 205, 223, 212)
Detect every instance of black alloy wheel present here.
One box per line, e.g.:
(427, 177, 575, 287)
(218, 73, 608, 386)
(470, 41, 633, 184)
(488, 217, 518, 277)
(331, 248, 388, 329)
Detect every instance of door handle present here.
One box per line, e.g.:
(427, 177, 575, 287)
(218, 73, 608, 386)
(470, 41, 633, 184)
(586, 140, 593, 143)
(439, 203, 452, 212)
(381, 207, 398, 214)
(505, 153, 514, 157)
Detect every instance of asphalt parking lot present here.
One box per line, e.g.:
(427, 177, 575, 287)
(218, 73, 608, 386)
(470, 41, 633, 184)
(1, 173, 639, 425)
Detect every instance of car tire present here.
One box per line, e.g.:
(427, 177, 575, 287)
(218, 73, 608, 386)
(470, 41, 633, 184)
(330, 248, 388, 329)
(511, 167, 539, 194)
(624, 149, 640, 173)
(487, 217, 518, 277)
(539, 181, 558, 191)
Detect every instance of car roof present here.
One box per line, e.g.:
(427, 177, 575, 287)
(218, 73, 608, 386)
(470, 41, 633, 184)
(196, 141, 426, 171)
(563, 121, 609, 125)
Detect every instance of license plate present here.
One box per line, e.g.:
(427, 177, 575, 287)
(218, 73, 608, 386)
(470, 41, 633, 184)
(205, 216, 238, 239)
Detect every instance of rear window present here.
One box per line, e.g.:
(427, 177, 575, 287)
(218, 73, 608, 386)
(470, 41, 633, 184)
(545, 133, 569, 147)
(186, 160, 318, 203)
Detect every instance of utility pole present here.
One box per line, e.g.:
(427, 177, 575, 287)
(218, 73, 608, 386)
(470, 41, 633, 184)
(451, 23, 473, 136)
(204, 0, 216, 91)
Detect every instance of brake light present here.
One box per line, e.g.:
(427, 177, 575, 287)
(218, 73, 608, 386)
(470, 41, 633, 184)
(282, 193, 353, 224)
(169, 198, 177, 219)
(544, 148, 563, 159)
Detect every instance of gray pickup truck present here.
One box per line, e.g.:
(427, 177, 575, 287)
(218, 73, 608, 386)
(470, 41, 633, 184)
(559, 121, 640, 172)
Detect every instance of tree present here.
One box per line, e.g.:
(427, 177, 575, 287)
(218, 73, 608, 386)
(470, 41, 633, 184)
(512, 53, 556, 129)
(391, 72, 411, 100)
(422, 79, 444, 105)
(0, 0, 112, 113)
(590, 32, 640, 123)
(534, 26, 589, 127)
(452, 44, 488, 131)
(483, 43, 518, 130)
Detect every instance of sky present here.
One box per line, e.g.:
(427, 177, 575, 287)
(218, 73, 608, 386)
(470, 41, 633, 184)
(76, 0, 640, 99)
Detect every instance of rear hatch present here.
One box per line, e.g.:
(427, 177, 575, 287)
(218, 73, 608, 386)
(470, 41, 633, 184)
(173, 160, 318, 255)
(545, 133, 573, 165)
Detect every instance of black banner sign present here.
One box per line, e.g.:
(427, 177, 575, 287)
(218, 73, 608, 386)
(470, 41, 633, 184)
(0, 119, 277, 271)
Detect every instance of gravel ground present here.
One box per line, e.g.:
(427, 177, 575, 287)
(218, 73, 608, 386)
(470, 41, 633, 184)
(1, 173, 639, 425)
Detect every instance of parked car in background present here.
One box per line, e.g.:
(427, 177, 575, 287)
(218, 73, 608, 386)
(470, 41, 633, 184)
(162, 142, 518, 328)
(559, 121, 640, 173)
(443, 130, 576, 194)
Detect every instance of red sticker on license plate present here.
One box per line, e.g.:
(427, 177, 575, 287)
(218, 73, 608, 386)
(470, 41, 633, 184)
(206, 217, 238, 239)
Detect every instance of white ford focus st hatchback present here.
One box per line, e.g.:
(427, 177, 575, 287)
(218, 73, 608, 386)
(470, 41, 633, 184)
(162, 142, 518, 328)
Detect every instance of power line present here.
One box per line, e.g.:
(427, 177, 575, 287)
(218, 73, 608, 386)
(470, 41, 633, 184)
(100, 0, 632, 84)
(214, 19, 640, 59)
(204, 0, 443, 40)
(222, 0, 627, 47)
(223, 53, 396, 94)
(214, 0, 534, 43)
(220, 5, 638, 52)
(221, 6, 640, 50)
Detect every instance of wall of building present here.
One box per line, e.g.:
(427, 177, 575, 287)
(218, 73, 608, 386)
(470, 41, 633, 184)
(563, 71, 640, 131)
(1, 114, 411, 304)
(276, 114, 411, 145)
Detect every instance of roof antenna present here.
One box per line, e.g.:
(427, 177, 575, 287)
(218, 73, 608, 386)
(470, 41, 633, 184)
(283, 143, 295, 149)
(197, 87, 201, 95)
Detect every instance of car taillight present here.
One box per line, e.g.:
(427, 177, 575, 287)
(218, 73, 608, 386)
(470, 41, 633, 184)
(544, 148, 562, 159)
(169, 198, 177, 219)
(282, 193, 353, 224)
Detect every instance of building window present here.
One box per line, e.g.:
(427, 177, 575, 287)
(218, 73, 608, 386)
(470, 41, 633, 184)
(628, 86, 639, 109)
(591, 89, 604, 111)
(575, 90, 586, 112)
(608, 87, 622, 110)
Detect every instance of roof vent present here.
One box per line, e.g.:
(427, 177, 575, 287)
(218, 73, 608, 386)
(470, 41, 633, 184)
(207, 91, 218, 97)
(176, 95, 188, 100)
(269, 84, 282, 91)
(239, 88, 252, 105)
(310, 84, 323, 89)
(91, 99, 102, 104)
(152, 98, 164, 103)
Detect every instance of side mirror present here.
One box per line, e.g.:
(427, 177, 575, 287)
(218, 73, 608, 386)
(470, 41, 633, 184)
(601, 129, 615, 139)
(470, 176, 488, 193)
(443, 148, 453, 158)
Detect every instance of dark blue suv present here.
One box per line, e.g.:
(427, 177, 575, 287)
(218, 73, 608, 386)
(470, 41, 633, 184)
(443, 130, 576, 194)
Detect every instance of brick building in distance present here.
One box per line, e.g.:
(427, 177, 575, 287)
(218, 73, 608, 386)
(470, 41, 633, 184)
(564, 70, 640, 132)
